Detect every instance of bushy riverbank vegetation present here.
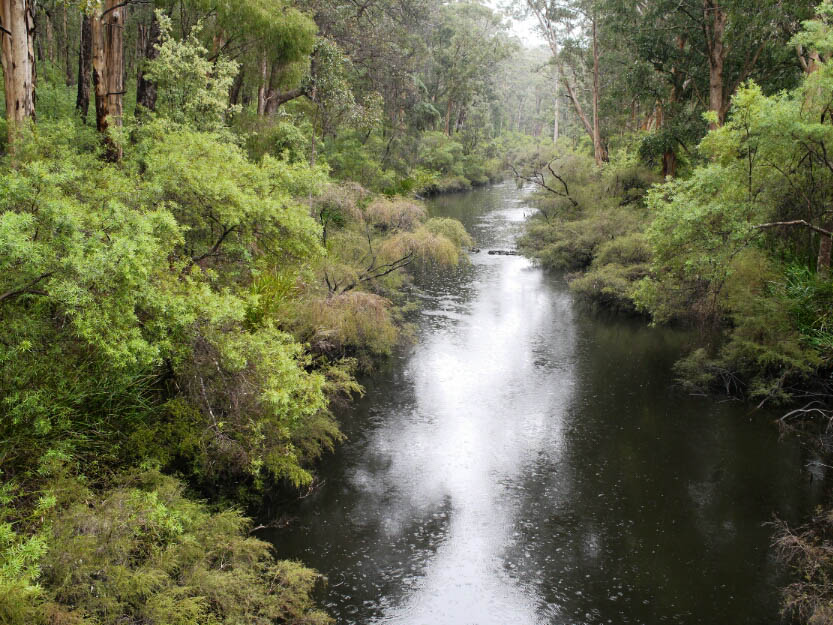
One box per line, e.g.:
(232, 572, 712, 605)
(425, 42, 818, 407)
(513, 2, 833, 620)
(518, 3, 833, 408)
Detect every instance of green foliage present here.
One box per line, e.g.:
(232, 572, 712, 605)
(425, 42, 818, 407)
(245, 118, 311, 164)
(417, 131, 465, 174)
(0, 522, 47, 624)
(783, 262, 833, 357)
(517, 143, 654, 313)
(568, 233, 652, 313)
(142, 13, 239, 131)
(19, 469, 331, 625)
(625, 1, 833, 397)
(0, 118, 340, 490)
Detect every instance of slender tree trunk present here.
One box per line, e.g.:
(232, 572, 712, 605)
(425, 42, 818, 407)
(590, 16, 607, 165)
(63, 5, 73, 85)
(818, 221, 832, 279)
(516, 97, 523, 132)
(44, 8, 54, 62)
(136, 21, 146, 81)
(309, 89, 318, 167)
(661, 35, 686, 177)
(257, 54, 268, 115)
(704, 0, 728, 129)
(136, 9, 160, 115)
(0, 0, 37, 147)
(92, 4, 109, 133)
(559, 67, 608, 163)
(229, 66, 244, 106)
(263, 62, 281, 115)
(553, 70, 559, 143)
(662, 150, 677, 178)
(76, 12, 91, 119)
(104, 0, 124, 128)
(445, 98, 453, 136)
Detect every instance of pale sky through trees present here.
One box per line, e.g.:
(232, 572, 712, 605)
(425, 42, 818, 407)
(486, 0, 546, 46)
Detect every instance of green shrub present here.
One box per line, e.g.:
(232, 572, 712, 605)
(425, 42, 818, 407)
(36, 470, 330, 625)
(569, 262, 649, 313)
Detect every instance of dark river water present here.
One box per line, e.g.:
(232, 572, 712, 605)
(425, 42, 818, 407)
(265, 182, 826, 624)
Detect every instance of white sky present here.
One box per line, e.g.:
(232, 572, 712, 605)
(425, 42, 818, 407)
(486, 0, 546, 47)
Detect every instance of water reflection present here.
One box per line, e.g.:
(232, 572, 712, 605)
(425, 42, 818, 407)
(265, 183, 824, 625)
(363, 250, 575, 624)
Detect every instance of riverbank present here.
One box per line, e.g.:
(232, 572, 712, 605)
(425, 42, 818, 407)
(516, 142, 833, 408)
(0, 114, 475, 623)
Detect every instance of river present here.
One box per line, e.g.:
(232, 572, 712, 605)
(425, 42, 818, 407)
(264, 182, 826, 624)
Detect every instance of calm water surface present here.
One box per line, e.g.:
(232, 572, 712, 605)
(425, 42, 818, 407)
(264, 183, 826, 624)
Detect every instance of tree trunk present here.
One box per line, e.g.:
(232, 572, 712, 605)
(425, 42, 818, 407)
(104, 0, 124, 128)
(590, 16, 607, 165)
(76, 12, 91, 120)
(92, 0, 123, 160)
(445, 98, 453, 136)
(229, 66, 244, 106)
(662, 150, 677, 178)
(309, 88, 318, 167)
(263, 62, 279, 115)
(661, 35, 686, 178)
(704, 0, 728, 129)
(44, 8, 54, 62)
(136, 10, 160, 115)
(559, 66, 607, 164)
(257, 54, 268, 115)
(0, 0, 37, 146)
(516, 96, 523, 132)
(455, 105, 466, 133)
(92, 5, 109, 132)
(819, 216, 833, 280)
(553, 70, 559, 143)
(63, 5, 73, 85)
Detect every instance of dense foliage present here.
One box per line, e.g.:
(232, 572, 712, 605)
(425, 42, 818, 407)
(518, 2, 833, 406)
(6, 0, 833, 620)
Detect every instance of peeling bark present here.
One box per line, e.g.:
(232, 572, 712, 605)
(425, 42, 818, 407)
(704, 0, 728, 129)
(0, 0, 37, 146)
(92, 0, 125, 160)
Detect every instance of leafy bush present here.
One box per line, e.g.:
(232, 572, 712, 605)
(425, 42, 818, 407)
(0, 469, 332, 625)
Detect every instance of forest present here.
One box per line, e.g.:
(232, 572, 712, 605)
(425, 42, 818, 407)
(3, 0, 833, 622)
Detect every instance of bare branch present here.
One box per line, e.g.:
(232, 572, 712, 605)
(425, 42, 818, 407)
(753, 220, 833, 238)
(0, 272, 55, 304)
